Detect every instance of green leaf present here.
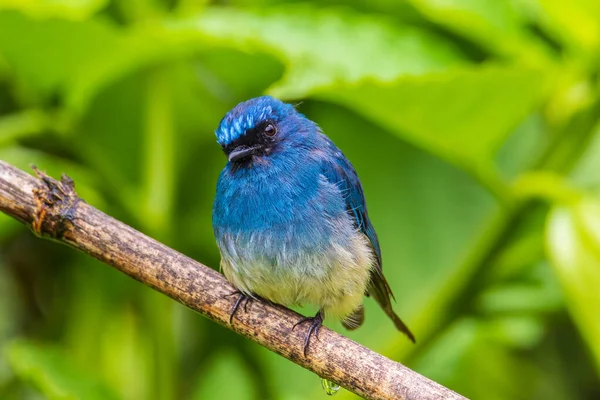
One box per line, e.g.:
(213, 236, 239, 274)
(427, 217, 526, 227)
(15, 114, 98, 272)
(0, 109, 53, 145)
(0, 0, 107, 20)
(478, 281, 562, 316)
(165, 5, 467, 99)
(1, 5, 464, 118)
(4, 340, 121, 400)
(537, 0, 600, 54)
(546, 198, 600, 374)
(166, 7, 549, 188)
(313, 65, 549, 191)
(406, 0, 552, 62)
(0, 11, 172, 114)
(570, 124, 600, 193)
(0, 11, 121, 110)
(513, 171, 581, 203)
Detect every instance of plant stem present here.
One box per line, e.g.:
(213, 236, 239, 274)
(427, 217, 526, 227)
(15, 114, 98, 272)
(0, 160, 466, 400)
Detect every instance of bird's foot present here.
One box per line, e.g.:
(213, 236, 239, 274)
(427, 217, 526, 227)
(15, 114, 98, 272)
(293, 309, 324, 357)
(226, 290, 252, 324)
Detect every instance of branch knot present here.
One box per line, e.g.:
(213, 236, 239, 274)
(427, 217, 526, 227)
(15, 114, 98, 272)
(31, 165, 81, 239)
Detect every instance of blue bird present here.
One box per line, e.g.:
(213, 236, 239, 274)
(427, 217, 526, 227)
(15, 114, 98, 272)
(212, 96, 415, 355)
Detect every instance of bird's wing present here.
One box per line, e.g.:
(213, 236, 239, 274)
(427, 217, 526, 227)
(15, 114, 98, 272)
(320, 150, 382, 265)
(320, 143, 415, 341)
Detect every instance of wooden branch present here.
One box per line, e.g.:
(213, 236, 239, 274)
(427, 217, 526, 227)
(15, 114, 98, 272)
(0, 160, 465, 400)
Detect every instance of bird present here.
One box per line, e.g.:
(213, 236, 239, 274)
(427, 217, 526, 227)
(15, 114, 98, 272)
(212, 96, 415, 356)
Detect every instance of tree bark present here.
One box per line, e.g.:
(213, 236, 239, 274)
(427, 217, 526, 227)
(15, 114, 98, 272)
(0, 160, 466, 400)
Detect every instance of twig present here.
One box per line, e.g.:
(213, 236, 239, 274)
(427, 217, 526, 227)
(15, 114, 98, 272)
(0, 160, 466, 400)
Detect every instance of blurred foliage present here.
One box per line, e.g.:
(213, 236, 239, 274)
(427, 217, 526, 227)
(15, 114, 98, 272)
(1, 0, 600, 399)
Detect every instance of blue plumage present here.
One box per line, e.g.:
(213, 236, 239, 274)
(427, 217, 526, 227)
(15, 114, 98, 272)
(212, 96, 414, 355)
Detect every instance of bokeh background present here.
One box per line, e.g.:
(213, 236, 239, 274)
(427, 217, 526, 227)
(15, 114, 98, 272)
(1, 0, 600, 399)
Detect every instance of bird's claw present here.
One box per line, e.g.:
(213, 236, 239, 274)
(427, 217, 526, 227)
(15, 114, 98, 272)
(228, 291, 252, 324)
(293, 310, 324, 357)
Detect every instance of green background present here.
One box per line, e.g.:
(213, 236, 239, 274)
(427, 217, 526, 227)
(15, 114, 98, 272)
(1, 0, 600, 399)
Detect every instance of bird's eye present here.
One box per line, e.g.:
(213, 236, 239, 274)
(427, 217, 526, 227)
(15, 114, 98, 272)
(264, 123, 277, 137)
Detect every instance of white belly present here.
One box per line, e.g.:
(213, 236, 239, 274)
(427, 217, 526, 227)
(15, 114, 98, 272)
(220, 231, 375, 319)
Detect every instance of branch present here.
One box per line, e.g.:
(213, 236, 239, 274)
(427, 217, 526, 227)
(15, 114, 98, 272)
(0, 160, 465, 400)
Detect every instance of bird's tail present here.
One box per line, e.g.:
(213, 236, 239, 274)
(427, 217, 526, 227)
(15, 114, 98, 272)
(384, 307, 416, 343)
(368, 270, 416, 343)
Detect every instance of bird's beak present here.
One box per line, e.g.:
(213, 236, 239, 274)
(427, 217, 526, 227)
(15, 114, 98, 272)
(228, 145, 260, 162)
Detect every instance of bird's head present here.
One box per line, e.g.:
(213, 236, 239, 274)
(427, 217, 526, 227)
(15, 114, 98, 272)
(215, 96, 312, 163)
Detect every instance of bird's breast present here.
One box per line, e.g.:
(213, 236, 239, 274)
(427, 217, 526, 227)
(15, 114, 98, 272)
(213, 155, 343, 238)
(212, 157, 375, 317)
